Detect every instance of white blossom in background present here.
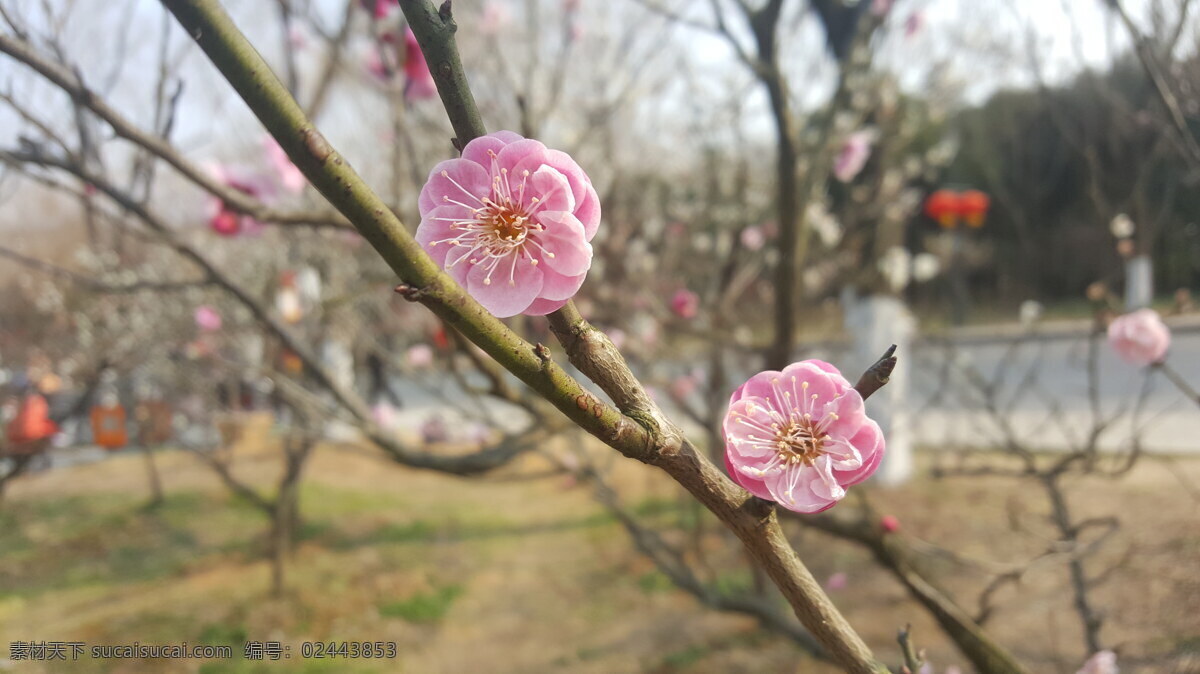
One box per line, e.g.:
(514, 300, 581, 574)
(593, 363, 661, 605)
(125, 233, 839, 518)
(912, 253, 940, 282)
(1110, 213, 1135, 239)
(807, 203, 843, 248)
(296, 267, 322, 306)
(878, 246, 912, 292)
(1019, 300, 1043, 327)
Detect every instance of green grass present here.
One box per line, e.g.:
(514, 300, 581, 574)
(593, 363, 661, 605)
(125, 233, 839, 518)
(0, 491, 220, 597)
(661, 643, 709, 669)
(377, 584, 464, 623)
(636, 570, 675, 594)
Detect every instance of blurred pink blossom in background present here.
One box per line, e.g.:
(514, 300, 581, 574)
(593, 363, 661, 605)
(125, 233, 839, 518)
(833, 130, 874, 182)
(1076, 650, 1118, 674)
(372, 401, 399, 430)
(363, 0, 398, 20)
(205, 163, 268, 237)
(671, 374, 699, 400)
(416, 130, 600, 317)
(1107, 309, 1170, 366)
(193, 305, 222, 333)
(364, 46, 392, 83)
(406, 344, 434, 369)
(670, 289, 699, 319)
(403, 28, 438, 100)
(825, 571, 848, 591)
(723, 360, 885, 513)
(904, 11, 925, 37)
(740, 225, 766, 251)
(880, 514, 901, 533)
(605, 328, 627, 351)
(420, 415, 449, 444)
(480, 1, 511, 35)
(262, 136, 306, 194)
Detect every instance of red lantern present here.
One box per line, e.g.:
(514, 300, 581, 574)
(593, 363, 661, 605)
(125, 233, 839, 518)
(6, 393, 58, 454)
(90, 403, 128, 450)
(924, 189, 961, 229)
(958, 190, 990, 228)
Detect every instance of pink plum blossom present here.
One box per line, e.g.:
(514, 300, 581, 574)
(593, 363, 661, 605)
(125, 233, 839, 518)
(671, 288, 700, 319)
(406, 344, 434, 368)
(870, 0, 894, 16)
(723, 360, 885, 513)
(362, 0, 398, 19)
(364, 47, 392, 83)
(416, 130, 600, 317)
(904, 11, 924, 37)
(1107, 309, 1170, 366)
(833, 130, 874, 182)
(193, 305, 222, 333)
(263, 136, 306, 194)
(480, 1, 511, 35)
(740, 225, 766, 251)
(605, 328, 627, 351)
(288, 25, 309, 49)
(403, 28, 438, 100)
(420, 415, 449, 444)
(825, 571, 848, 591)
(1076, 651, 1118, 674)
(880, 514, 900, 533)
(372, 401, 399, 430)
(205, 163, 268, 237)
(671, 374, 700, 400)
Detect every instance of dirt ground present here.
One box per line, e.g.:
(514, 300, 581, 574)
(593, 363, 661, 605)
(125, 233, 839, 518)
(1, 417, 1198, 673)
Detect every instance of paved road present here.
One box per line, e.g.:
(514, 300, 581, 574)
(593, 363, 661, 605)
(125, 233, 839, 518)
(798, 318, 1200, 454)
(19, 318, 1200, 476)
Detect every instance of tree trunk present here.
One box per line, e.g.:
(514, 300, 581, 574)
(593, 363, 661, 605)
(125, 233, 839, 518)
(1124, 254, 1153, 310)
(141, 444, 165, 508)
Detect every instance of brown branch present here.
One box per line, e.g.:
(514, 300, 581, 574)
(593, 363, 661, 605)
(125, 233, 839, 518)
(0, 31, 351, 230)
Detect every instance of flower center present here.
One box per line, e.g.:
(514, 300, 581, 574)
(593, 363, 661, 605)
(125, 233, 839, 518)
(484, 207, 528, 244)
(774, 420, 827, 465)
(430, 161, 561, 287)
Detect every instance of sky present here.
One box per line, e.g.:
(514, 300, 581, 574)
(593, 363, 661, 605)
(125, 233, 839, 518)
(0, 0, 1191, 233)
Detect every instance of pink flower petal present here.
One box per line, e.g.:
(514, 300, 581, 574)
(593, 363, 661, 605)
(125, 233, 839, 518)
(537, 268, 586, 301)
(822, 388, 867, 438)
(533, 211, 592, 276)
(834, 419, 885, 487)
(575, 182, 601, 240)
(764, 465, 837, 513)
(529, 165, 576, 212)
(724, 452, 774, 500)
(723, 396, 779, 459)
(419, 159, 490, 215)
(461, 131, 523, 166)
(415, 204, 473, 267)
(524, 297, 570, 315)
(466, 255, 544, 317)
